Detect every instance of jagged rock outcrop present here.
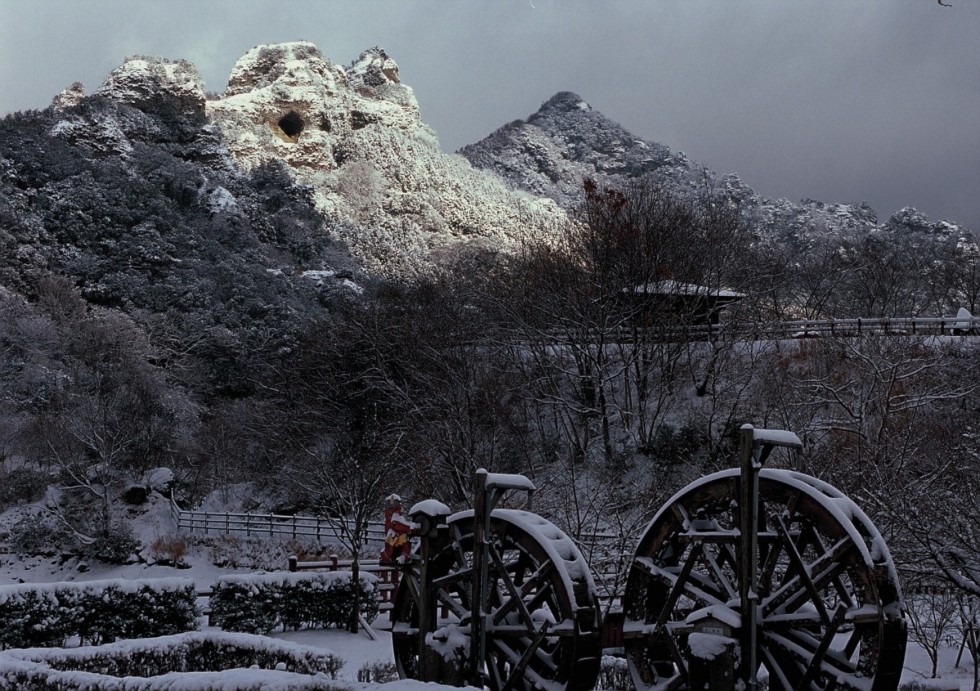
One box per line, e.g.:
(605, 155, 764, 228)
(204, 42, 566, 276)
(459, 91, 687, 208)
(52, 82, 86, 110)
(96, 56, 206, 118)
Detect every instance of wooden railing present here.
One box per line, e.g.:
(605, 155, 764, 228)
(169, 493, 386, 549)
(287, 555, 400, 619)
(531, 315, 980, 344)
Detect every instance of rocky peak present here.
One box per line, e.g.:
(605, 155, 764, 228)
(96, 56, 205, 117)
(207, 41, 424, 172)
(347, 47, 419, 116)
(52, 82, 86, 110)
(886, 206, 966, 240)
(459, 91, 681, 207)
(349, 47, 401, 87)
(530, 91, 592, 117)
(224, 42, 345, 98)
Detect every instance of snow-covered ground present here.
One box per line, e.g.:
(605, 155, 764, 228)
(0, 490, 976, 689)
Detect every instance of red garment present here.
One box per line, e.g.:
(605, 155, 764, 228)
(380, 502, 412, 563)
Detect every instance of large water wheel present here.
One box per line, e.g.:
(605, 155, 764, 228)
(391, 507, 602, 691)
(623, 465, 907, 690)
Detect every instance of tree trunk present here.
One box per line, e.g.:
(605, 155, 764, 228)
(349, 548, 361, 633)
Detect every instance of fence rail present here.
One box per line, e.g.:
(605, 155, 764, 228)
(530, 315, 980, 345)
(169, 493, 386, 549)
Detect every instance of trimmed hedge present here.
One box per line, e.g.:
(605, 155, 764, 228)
(0, 631, 347, 690)
(0, 578, 199, 649)
(209, 571, 379, 634)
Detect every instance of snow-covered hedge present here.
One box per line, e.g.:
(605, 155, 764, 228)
(209, 571, 379, 634)
(0, 578, 199, 649)
(0, 631, 346, 690)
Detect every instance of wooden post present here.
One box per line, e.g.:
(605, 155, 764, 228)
(738, 425, 759, 690)
(470, 469, 490, 687)
(688, 629, 737, 691)
(288, 556, 298, 572)
(411, 500, 457, 684)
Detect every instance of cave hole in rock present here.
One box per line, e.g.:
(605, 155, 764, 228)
(278, 111, 304, 138)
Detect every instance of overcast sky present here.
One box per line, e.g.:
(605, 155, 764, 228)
(1, 1, 977, 229)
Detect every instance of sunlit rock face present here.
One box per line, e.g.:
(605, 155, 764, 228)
(202, 42, 566, 276)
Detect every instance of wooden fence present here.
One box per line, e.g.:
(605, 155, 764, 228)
(532, 315, 980, 345)
(168, 493, 386, 549)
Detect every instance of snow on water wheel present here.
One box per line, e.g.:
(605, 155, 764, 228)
(623, 468, 907, 690)
(391, 509, 602, 691)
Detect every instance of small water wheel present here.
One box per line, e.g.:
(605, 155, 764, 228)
(623, 433, 907, 690)
(391, 474, 601, 691)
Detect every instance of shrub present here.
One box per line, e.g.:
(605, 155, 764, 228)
(0, 468, 48, 507)
(6, 513, 66, 556)
(0, 578, 199, 649)
(85, 523, 141, 564)
(0, 631, 346, 689)
(356, 660, 398, 683)
(207, 579, 279, 635)
(598, 655, 631, 690)
(210, 571, 378, 634)
(148, 534, 189, 566)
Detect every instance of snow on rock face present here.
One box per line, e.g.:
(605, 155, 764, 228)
(96, 56, 206, 117)
(206, 41, 566, 276)
(51, 81, 86, 110)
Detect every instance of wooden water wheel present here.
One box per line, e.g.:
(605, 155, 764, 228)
(391, 508, 602, 691)
(623, 467, 907, 690)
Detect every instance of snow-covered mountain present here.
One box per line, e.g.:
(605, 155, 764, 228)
(67, 42, 566, 277)
(4, 40, 975, 302)
(459, 91, 976, 256)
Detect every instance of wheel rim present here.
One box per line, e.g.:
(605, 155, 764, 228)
(391, 509, 601, 691)
(624, 468, 906, 690)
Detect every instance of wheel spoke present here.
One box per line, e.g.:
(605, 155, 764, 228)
(654, 542, 705, 628)
(498, 623, 552, 691)
(763, 536, 854, 616)
(633, 555, 725, 608)
(488, 542, 537, 634)
(402, 572, 423, 608)
(489, 553, 554, 623)
(700, 543, 738, 601)
(760, 643, 800, 690)
(774, 515, 830, 625)
(434, 586, 468, 618)
(795, 603, 848, 690)
(764, 626, 863, 682)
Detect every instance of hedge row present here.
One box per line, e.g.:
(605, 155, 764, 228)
(0, 631, 346, 690)
(0, 578, 199, 650)
(209, 571, 379, 634)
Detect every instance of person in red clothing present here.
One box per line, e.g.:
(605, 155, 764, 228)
(380, 494, 414, 564)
